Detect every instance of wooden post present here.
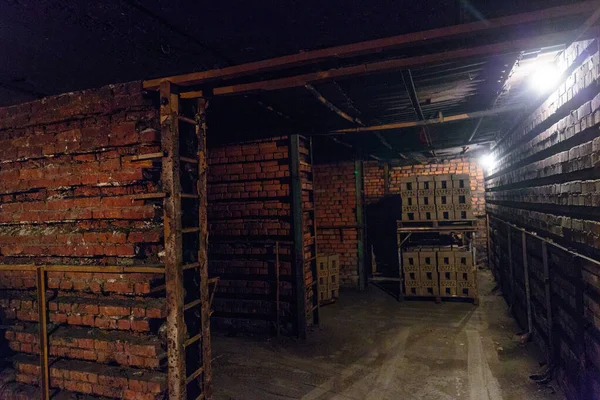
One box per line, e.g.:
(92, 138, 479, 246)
(486, 214, 491, 270)
(308, 137, 320, 326)
(36, 267, 49, 400)
(160, 81, 186, 399)
(541, 241, 554, 365)
(573, 256, 586, 386)
(355, 150, 366, 290)
(522, 232, 532, 334)
(289, 134, 307, 339)
(276, 241, 281, 339)
(507, 225, 514, 306)
(196, 98, 212, 399)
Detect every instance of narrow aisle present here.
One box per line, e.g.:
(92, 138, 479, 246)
(212, 270, 562, 400)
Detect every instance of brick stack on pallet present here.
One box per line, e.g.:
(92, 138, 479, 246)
(402, 247, 477, 301)
(317, 255, 340, 304)
(400, 175, 473, 222)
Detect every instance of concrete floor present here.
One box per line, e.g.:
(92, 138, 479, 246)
(211, 270, 563, 400)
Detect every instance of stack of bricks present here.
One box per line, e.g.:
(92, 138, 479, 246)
(314, 163, 359, 287)
(0, 81, 168, 399)
(313, 159, 486, 288)
(486, 38, 600, 398)
(402, 247, 476, 299)
(207, 136, 315, 335)
(316, 255, 340, 303)
(400, 174, 473, 222)
(402, 247, 438, 296)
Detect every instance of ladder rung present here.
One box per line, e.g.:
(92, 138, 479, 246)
(182, 227, 201, 234)
(178, 115, 198, 125)
(180, 156, 198, 164)
(180, 91, 204, 99)
(185, 366, 204, 385)
(131, 192, 167, 200)
(183, 262, 200, 270)
(181, 193, 199, 199)
(150, 284, 166, 293)
(131, 152, 164, 161)
(184, 333, 202, 348)
(184, 299, 202, 311)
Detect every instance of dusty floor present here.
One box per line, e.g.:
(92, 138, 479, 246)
(211, 270, 563, 400)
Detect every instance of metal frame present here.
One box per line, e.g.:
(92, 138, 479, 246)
(489, 215, 600, 372)
(0, 264, 166, 400)
(355, 151, 366, 291)
(289, 134, 308, 339)
(395, 225, 479, 303)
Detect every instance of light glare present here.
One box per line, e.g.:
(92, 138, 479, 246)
(479, 154, 496, 171)
(529, 64, 560, 94)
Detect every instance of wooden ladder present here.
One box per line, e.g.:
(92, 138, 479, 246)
(160, 82, 213, 400)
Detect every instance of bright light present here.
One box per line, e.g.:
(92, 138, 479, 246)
(529, 63, 561, 94)
(479, 154, 496, 171)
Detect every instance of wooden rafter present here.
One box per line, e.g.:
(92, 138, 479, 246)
(210, 28, 591, 96)
(143, 1, 597, 90)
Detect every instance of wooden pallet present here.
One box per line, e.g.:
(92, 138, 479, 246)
(403, 294, 479, 305)
(397, 219, 477, 230)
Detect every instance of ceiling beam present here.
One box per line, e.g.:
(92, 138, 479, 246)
(304, 84, 384, 160)
(328, 103, 526, 134)
(401, 69, 435, 156)
(210, 28, 592, 96)
(304, 84, 364, 125)
(143, 1, 597, 90)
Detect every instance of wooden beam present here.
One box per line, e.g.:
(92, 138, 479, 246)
(329, 104, 526, 133)
(211, 28, 588, 96)
(196, 98, 213, 399)
(142, 1, 597, 89)
(160, 81, 186, 400)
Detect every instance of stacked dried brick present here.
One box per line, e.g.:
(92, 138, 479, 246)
(486, 39, 600, 398)
(207, 136, 315, 335)
(314, 159, 486, 288)
(0, 82, 168, 399)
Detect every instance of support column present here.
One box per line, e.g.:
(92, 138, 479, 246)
(541, 241, 554, 365)
(160, 81, 186, 399)
(196, 98, 212, 399)
(355, 150, 366, 290)
(522, 232, 532, 334)
(289, 134, 307, 339)
(36, 267, 49, 400)
(507, 225, 514, 306)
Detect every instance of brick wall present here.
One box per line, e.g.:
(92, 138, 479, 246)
(0, 82, 168, 399)
(207, 136, 314, 335)
(314, 163, 359, 287)
(486, 39, 600, 399)
(314, 158, 486, 287)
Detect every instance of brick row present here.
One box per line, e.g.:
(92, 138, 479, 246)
(5, 324, 164, 369)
